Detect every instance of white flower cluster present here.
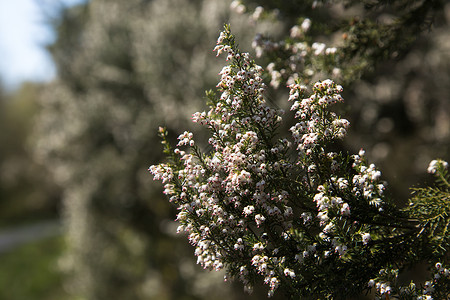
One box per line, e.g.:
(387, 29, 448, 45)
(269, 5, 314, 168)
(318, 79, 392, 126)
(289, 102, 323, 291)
(351, 150, 386, 210)
(427, 159, 449, 174)
(368, 262, 450, 299)
(288, 79, 347, 154)
(290, 18, 312, 39)
(368, 268, 397, 299)
(230, 0, 246, 14)
(149, 163, 173, 184)
(252, 18, 341, 87)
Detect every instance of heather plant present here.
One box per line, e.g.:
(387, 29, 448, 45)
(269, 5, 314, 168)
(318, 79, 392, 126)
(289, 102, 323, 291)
(233, 0, 450, 202)
(150, 26, 450, 299)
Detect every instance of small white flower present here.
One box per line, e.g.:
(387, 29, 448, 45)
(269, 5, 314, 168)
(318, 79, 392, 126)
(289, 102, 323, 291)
(325, 47, 337, 55)
(255, 214, 266, 226)
(427, 159, 448, 174)
(301, 18, 311, 32)
(284, 268, 296, 278)
(361, 232, 371, 245)
(243, 205, 255, 216)
(252, 6, 264, 20)
(290, 25, 302, 39)
(230, 0, 246, 14)
(428, 160, 439, 174)
(312, 42, 326, 56)
(340, 203, 351, 216)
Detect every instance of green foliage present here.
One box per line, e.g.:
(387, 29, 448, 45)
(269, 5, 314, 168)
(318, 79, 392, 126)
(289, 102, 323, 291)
(0, 83, 60, 226)
(0, 236, 69, 300)
(407, 161, 450, 258)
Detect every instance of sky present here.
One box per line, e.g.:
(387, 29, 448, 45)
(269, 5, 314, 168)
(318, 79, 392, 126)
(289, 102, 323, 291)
(0, 0, 86, 91)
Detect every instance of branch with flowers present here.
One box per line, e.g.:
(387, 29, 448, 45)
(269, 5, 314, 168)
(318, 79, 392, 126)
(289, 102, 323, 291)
(235, 0, 446, 89)
(149, 25, 450, 299)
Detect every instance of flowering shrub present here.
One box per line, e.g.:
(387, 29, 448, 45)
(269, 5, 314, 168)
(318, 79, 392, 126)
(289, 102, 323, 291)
(150, 26, 450, 299)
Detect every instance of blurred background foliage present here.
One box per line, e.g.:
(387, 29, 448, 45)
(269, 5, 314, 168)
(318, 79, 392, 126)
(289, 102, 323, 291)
(0, 83, 60, 226)
(23, 0, 280, 299)
(0, 0, 449, 299)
